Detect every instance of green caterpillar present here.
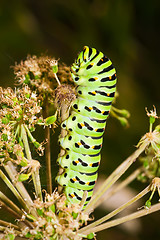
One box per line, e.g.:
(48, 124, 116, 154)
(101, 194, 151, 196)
(56, 46, 117, 207)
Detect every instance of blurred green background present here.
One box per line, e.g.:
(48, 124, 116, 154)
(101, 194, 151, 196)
(0, 0, 160, 239)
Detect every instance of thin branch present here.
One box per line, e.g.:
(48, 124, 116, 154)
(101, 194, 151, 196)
(4, 161, 38, 217)
(0, 169, 28, 212)
(0, 200, 27, 228)
(84, 141, 149, 213)
(43, 96, 52, 194)
(54, 73, 61, 85)
(0, 191, 23, 217)
(81, 202, 160, 235)
(94, 167, 142, 209)
(0, 191, 34, 228)
(78, 185, 150, 234)
(0, 220, 20, 230)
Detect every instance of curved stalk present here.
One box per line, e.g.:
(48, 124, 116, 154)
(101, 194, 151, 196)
(21, 124, 42, 201)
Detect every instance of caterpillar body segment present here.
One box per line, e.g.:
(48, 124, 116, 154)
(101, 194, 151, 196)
(57, 151, 101, 173)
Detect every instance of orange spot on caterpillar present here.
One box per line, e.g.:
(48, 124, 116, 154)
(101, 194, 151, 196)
(109, 76, 112, 80)
(101, 111, 105, 114)
(80, 123, 85, 127)
(70, 194, 75, 198)
(94, 77, 98, 80)
(89, 107, 93, 110)
(75, 160, 79, 163)
(77, 142, 82, 146)
(89, 163, 93, 167)
(107, 93, 110, 96)
(86, 182, 90, 185)
(72, 178, 77, 182)
(91, 91, 96, 95)
(101, 58, 104, 61)
(90, 63, 94, 66)
(95, 129, 98, 132)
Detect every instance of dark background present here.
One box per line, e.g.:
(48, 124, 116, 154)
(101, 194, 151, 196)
(0, 0, 160, 239)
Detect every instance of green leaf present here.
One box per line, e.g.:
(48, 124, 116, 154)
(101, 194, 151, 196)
(35, 75, 40, 80)
(2, 104, 8, 109)
(37, 208, 44, 216)
(45, 114, 57, 125)
(143, 160, 149, 168)
(29, 126, 36, 132)
(150, 116, 155, 124)
(72, 212, 78, 219)
(24, 74, 30, 84)
(50, 204, 56, 213)
(2, 133, 8, 141)
(5, 234, 15, 240)
(18, 173, 30, 182)
(145, 200, 151, 209)
(25, 93, 30, 98)
(19, 158, 28, 167)
(33, 141, 41, 149)
(155, 125, 160, 132)
(52, 65, 58, 74)
(87, 232, 94, 239)
(34, 232, 43, 239)
(25, 232, 32, 238)
(37, 119, 43, 124)
(2, 117, 9, 124)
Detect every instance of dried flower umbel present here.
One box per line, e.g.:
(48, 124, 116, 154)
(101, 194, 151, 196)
(16, 192, 90, 240)
(14, 55, 58, 94)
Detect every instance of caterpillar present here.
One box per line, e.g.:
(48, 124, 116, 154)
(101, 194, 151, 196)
(56, 46, 117, 207)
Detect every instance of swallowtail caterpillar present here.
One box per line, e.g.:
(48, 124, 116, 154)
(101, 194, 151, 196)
(56, 46, 117, 208)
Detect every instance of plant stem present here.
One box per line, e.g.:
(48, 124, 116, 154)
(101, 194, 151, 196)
(4, 161, 38, 217)
(0, 191, 34, 228)
(84, 141, 148, 213)
(0, 220, 20, 230)
(54, 73, 61, 85)
(58, 103, 70, 194)
(0, 191, 23, 216)
(94, 167, 142, 209)
(78, 185, 150, 234)
(0, 169, 28, 212)
(0, 200, 28, 228)
(21, 124, 42, 201)
(43, 96, 52, 195)
(82, 201, 160, 235)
